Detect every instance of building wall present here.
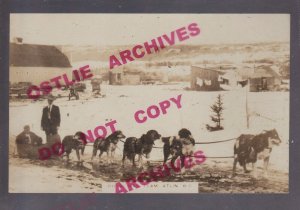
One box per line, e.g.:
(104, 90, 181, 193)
(109, 72, 122, 85)
(121, 74, 140, 85)
(191, 66, 220, 91)
(10, 67, 73, 85)
(109, 69, 123, 85)
(109, 71, 141, 85)
(249, 77, 281, 92)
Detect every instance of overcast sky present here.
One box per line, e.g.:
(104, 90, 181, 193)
(10, 14, 290, 46)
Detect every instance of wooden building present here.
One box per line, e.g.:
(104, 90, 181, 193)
(9, 39, 72, 84)
(109, 68, 141, 85)
(219, 65, 282, 92)
(247, 66, 281, 92)
(190, 66, 222, 91)
(192, 65, 281, 92)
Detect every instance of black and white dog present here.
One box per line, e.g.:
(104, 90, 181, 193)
(233, 129, 281, 178)
(91, 130, 126, 162)
(162, 128, 195, 168)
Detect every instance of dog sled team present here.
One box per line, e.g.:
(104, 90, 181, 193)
(15, 123, 281, 178)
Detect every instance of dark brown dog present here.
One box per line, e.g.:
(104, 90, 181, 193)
(62, 131, 87, 162)
(122, 130, 161, 167)
(162, 136, 181, 163)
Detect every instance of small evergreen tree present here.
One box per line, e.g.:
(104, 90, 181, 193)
(207, 94, 224, 131)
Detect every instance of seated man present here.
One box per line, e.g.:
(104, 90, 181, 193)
(16, 125, 43, 157)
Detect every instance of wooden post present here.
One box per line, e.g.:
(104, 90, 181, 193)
(246, 79, 250, 129)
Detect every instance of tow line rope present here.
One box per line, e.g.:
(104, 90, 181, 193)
(87, 138, 237, 159)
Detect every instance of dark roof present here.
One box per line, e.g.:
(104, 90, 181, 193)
(250, 65, 280, 78)
(236, 65, 281, 79)
(191, 66, 220, 80)
(10, 43, 71, 68)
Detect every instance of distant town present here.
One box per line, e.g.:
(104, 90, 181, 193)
(9, 37, 289, 99)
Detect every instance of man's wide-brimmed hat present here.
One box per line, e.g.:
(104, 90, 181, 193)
(46, 94, 56, 101)
(23, 125, 30, 130)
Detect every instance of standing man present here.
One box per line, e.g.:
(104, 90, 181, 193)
(41, 94, 61, 144)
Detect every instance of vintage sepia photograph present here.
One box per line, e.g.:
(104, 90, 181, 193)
(8, 14, 289, 193)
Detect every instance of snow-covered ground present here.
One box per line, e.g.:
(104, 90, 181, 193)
(9, 83, 289, 192)
(10, 83, 289, 168)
